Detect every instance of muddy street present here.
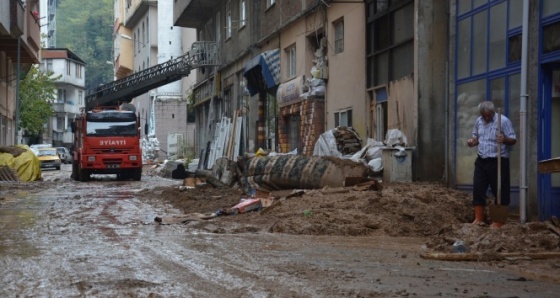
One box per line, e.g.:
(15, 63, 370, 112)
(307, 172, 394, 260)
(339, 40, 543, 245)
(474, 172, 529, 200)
(0, 165, 559, 297)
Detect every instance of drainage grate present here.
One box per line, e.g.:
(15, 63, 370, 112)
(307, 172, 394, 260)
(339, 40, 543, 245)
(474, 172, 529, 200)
(0, 166, 19, 182)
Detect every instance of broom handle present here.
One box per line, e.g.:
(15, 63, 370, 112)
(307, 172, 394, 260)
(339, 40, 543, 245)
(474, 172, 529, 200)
(497, 108, 502, 206)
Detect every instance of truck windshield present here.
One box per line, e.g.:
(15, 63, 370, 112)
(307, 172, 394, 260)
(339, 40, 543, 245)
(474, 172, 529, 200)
(86, 121, 137, 136)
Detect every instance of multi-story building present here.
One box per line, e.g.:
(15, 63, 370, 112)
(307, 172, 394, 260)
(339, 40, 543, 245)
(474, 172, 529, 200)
(112, 0, 197, 161)
(40, 48, 86, 148)
(39, 0, 58, 48)
(174, 0, 560, 220)
(0, 0, 42, 145)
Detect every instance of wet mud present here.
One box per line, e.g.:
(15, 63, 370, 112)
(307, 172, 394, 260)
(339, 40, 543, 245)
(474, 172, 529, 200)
(1, 164, 559, 297)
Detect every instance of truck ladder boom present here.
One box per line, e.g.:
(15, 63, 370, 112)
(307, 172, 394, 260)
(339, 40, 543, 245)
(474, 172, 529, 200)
(86, 41, 218, 109)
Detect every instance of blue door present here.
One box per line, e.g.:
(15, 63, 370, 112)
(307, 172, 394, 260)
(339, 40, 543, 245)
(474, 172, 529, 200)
(539, 64, 560, 220)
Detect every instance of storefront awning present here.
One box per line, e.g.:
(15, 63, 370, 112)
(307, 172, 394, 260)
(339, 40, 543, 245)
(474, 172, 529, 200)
(243, 49, 281, 96)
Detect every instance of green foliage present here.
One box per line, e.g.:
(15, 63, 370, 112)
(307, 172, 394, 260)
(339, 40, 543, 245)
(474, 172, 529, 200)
(56, 0, 113, 90)
(19, 66, 60, 135)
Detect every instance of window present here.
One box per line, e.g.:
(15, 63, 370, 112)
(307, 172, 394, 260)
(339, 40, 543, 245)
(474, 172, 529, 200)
(46, 59, 53, 72)
(457, 0, 524, 79)
(366, 0, 414, 88)
(239, 0, 246, 28)
(66, 61, 71, 75)
(57, 117, 64, 131)
(78, 91, 83, 105)
(267, 0, 276, 9)
(75, 64, 82, 78)
(334, 19, 344, 54)
(142, 22, 146, 48)
(58, 89, 66, 103)
(226, 1, 232, 39)
(334, 109, 353, 127)
(454, 0, 524, 186)
(286, 45, 296, 78)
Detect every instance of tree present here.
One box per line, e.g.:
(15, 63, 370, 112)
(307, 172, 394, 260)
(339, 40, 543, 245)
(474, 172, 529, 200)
(19, 66, 60, 136)
(56, 0, 113, 90)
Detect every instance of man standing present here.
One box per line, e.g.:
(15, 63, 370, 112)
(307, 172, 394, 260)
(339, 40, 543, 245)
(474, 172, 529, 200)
(467, 101, 517, 228)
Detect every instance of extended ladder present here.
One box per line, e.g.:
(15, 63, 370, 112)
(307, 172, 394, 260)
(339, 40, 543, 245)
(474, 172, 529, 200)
(86, 41, 219, 109)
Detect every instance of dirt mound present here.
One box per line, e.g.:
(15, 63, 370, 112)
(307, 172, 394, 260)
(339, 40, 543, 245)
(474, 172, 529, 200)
(140, 180, 560, 256)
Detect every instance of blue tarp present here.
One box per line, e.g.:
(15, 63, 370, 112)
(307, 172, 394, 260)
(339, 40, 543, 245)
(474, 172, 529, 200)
(243, 49, 281, 96)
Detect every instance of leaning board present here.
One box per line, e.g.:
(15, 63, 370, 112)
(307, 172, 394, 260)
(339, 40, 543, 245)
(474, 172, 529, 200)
(538, 157, 560, 174)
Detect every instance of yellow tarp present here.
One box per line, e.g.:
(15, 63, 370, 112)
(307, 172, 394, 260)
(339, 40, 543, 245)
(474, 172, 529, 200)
(0, 145, 42, 182)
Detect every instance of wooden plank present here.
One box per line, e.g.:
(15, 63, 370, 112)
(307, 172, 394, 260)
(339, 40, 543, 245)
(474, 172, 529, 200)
(233, 116, 243, 161)
(538, 157, 560, 174)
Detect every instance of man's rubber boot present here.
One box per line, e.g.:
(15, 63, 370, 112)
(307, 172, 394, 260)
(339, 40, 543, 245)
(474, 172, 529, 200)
(472, 206, 485, 225)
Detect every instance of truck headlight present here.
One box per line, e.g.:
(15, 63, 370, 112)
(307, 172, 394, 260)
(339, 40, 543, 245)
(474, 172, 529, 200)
(129, 155, 137, 161)
(87, 156, 96, 162)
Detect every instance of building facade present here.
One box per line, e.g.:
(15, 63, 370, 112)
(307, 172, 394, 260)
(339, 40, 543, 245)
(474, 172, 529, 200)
(0, 0, 42, 145)
(40, 48, 86, 148)
(448, 0, 560, 221)
(112, 0, 197, 161)
(173, 0, 560, 220)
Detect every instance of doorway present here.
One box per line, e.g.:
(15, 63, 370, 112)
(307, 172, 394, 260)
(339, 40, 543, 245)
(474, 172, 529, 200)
(539, 64, 560, 219)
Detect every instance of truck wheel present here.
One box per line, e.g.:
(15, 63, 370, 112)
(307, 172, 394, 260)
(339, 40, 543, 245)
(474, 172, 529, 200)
(72, 161, 79, 181)
(78, 167, 89, 182)
(132, 168, 142, 181)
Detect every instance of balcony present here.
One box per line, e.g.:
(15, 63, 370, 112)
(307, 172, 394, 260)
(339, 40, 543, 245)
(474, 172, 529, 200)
(174, 0, 221, 28)
(53, 102, 81, 115)
(9, 0, 25, 37)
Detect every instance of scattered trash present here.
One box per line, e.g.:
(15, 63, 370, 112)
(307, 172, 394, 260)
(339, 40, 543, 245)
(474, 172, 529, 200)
(452, 240, 467, 253)
(231, 198, 262, 214)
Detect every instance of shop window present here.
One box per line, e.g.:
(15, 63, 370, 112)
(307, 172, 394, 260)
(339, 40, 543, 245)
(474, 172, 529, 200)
(335, 109, 353, 128)
(543, 21, 560, 54)
(288, 115, 300, 152)
(456, 0, 524, 80)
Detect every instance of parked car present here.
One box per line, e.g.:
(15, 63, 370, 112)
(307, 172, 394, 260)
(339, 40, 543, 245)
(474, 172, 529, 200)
(56, 147, 72, 164)
(29, 144, 52, 155)
(36, 148, 61, 170)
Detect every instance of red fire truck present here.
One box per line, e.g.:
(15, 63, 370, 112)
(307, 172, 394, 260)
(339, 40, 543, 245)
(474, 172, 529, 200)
(71, 105, 142, 181)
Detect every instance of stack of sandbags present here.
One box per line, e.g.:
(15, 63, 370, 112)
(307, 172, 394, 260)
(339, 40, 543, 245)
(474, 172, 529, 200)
(332, 127, 362, 155)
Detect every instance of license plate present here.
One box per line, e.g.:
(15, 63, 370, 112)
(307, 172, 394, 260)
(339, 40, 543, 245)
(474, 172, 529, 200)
(107, 164, 120, 168)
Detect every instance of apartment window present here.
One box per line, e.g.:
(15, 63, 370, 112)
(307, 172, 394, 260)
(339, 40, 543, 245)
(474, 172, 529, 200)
(78, 91, 83, 105)
(267, 0, 276, 9)
(66, 61, 71, 75)
(142, 22, 146, 47)
(334, 109, 353, 128)
(334, 19, 344, 54)
(58, 89, 66, 103)
(57, 117, 64, 131)
(46, 59, 53, 72)
(226, 1, 232, 39)
(286, 45, 296, 78)
(366, 0, 414, 88)
(239, 0, 246, 28)
(75, 64, 82, 79)
(1, 116, 5, 145)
